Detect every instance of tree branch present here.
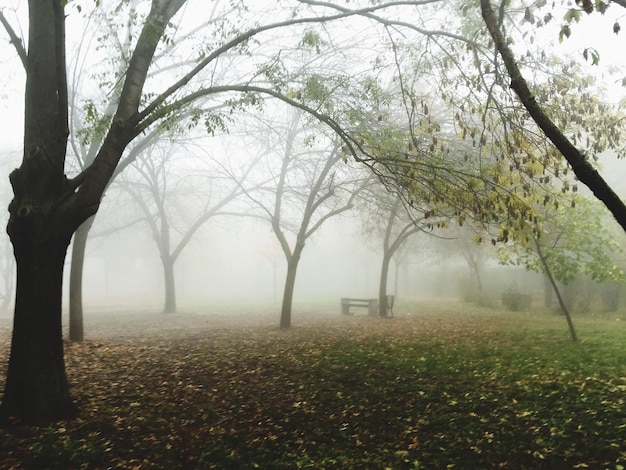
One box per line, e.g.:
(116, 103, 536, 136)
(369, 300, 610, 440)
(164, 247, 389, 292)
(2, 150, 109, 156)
(480, 0, 626, 232)
(0, 10, 27, 69)
(136, 1, 450, 125)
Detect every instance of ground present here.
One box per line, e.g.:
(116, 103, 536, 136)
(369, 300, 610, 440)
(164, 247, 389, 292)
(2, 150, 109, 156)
(0, 301, 625, 469)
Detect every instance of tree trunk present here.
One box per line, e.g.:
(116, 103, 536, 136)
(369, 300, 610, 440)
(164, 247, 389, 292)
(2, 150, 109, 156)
(0, 0, 83, 424)
(393, 258, 400, 297)
(162, 255, 176, 313)
(0, 234, 78, 424)
(378, 252, 391, 317)
(543, 273, 553, 308)
(280, 255, 301, 329)
(0, 0, 185, 425)
(472, 263, 483, 294)
(68, 216, 95, 341)
(534, 239, 578, 342)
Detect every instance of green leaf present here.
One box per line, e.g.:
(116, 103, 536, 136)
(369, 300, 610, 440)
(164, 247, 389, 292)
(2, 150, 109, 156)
(564, 8, 582, 23)
(559, 24, 572, 43)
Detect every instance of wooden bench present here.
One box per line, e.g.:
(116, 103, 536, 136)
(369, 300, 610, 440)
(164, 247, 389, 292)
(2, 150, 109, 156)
(341, 298, 378, 316)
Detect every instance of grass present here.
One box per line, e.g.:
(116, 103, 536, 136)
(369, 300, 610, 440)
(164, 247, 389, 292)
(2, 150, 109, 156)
(0, 302, 625, 469)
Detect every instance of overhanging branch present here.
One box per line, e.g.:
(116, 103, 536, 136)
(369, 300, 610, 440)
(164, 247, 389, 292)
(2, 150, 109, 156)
(480, 0, 626, 232)
(136, 3, 426, 125)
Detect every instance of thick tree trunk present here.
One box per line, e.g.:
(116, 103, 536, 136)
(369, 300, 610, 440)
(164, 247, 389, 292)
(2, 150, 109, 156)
(162, 255, 176, 313)
(68, 216, 95, 341)
(0, 0, 185, 425)
(0, 0, 83, 425)
(378, 252, 391, 317)
(280, 256, 300, 329)
(0, 234, 78, 424)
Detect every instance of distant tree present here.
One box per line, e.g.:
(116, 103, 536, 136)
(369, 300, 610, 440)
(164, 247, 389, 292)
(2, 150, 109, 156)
(498, 194, 625, 341)
(241, 108, 367, 328)
(122, 141, 250, 313)
(444, 224, 496, 304)
(359, 187, 426, 317)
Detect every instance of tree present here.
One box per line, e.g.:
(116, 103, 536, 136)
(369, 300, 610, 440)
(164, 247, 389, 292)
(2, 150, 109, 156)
(122, 140, 249, 313)
(444, 224, 496, 305)
(359, 187, 425, 316)
(0, 0, 199, 424)
(376, 196, 425, 317)
(241, 108, 366, 328)
(498, 194, 625, 341)
(65, 1, 235, 341)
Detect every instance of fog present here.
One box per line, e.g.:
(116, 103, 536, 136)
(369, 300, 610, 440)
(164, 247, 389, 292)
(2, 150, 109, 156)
(0, 142, 617, 324)
(55, 202, 546, 319)
(1, 1, 626, 327)
(67, 213, 413, 312)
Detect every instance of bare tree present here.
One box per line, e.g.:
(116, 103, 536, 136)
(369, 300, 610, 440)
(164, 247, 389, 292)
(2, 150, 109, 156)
(241, 109, 367, 328)
(359, 186, 426, 316)
(122, 140, 250, 313)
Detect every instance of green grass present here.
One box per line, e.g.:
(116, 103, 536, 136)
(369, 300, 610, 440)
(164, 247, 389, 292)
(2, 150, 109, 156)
(0, 304, 625, 469)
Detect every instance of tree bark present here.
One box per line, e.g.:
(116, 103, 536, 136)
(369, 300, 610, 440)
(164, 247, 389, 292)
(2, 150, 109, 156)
(378, 251, 391, 317)
(162, 255, 176, 313)
(280, 249, 302, 329)
(0, 233, 78, 424)
(68, 216, 95, 341)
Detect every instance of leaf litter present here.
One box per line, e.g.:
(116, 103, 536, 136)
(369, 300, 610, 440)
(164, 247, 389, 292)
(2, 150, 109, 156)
(0, 306, 624, 469)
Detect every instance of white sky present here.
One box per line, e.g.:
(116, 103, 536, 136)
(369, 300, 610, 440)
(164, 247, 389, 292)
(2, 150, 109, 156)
(1, 2, 626, 186)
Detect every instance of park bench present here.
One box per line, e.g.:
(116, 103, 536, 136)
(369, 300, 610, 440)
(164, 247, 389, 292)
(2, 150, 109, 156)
(340, 297, 378, 316)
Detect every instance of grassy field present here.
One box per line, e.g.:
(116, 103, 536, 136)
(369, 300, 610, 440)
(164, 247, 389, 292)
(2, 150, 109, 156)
(0, 302, 625, 469)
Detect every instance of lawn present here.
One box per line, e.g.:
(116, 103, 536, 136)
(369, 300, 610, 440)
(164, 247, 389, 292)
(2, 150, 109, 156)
(0, 303, 625, 469)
